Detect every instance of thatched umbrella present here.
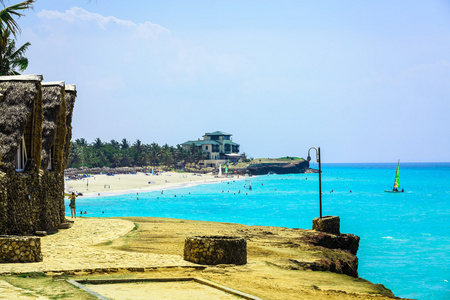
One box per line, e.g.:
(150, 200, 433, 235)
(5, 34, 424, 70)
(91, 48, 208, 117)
(41, 81, 66, 172)
(0, 74, 43, 171)
(63, 84, 76, 170)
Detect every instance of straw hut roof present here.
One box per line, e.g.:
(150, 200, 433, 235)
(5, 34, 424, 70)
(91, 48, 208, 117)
(41, 81, 66, 171)
(63, 85, 76, 169)
(0, 75, 43, 170)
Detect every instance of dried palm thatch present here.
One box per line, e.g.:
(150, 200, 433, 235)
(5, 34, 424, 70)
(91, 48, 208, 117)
(63, 84, 76, 169)
(0, 75, 43, 171)
(55, 85, 67, 173)
(41, 81, 65, 172)
(0, 93, 2, 168)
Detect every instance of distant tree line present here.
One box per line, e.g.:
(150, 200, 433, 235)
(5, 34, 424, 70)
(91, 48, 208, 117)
(67, 138, 210, 169)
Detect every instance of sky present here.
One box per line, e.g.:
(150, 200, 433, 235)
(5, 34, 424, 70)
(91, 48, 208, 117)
(11, 0, 450, 162)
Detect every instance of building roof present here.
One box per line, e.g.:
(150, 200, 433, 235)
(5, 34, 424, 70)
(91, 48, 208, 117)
(0, 76, 43, 170)
(63, 85, 77, 169)
(41, 83, 66, 171)
(204, 131, 231, 136)
(181, 140, 221, 146)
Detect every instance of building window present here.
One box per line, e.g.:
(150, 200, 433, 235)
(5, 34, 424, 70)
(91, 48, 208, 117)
(205, 146, 209, 150)
(212, 145, 219, 152)
(15, 136, 28, 171)
(225, 144, 231, 152)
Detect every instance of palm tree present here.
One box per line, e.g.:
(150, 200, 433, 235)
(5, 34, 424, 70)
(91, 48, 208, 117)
(75, 138, 88, 147)
(0, 0, 34, 51)
(121, 138, 130, 150)
(148, 143, 161, 166)
(110, 139, 120, 149)
(0, 28, 29, 75)
(0, 0, 35, 75)
(0, 0, 34, 73)
(133, 139, 142, 153)
(93, 138, 103, 149)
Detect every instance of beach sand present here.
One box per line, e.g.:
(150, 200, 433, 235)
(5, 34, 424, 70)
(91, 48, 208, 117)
(65, 171, 239, 197)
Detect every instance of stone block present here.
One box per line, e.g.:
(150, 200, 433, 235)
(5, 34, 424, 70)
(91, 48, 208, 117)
(58, 223, 71, 229)
(312, 216, 340, 235)
(0, 236, 42, 263)
(184, 236, 247, 265)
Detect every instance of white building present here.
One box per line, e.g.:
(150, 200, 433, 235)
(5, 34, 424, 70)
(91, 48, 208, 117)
(181, 131, 240, 164)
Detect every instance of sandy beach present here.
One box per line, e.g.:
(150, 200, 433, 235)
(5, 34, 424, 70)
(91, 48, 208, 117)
(65, 171, 241, 197)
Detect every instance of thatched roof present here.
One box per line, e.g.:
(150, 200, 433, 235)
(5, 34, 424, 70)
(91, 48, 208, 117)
(41, 81, 65, 171)
(0, 75, 43, 170)
(63, 85, 76, 169)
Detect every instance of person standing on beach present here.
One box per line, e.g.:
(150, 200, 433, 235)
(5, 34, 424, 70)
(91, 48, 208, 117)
(69, 192, 77, 218)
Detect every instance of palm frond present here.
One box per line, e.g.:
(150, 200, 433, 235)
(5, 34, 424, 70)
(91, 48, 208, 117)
(0, 0, 34, 39)
(0, 28, 30, 75)
(10, 40, 29, 59)
(10, 56, 28, 72)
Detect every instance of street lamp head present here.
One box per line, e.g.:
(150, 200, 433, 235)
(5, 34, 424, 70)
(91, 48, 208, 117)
(307, 155, 311, 162)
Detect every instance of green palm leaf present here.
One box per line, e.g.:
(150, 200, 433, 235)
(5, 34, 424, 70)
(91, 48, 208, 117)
(0, 0, 34, 50)
(0, 28, 30, 75)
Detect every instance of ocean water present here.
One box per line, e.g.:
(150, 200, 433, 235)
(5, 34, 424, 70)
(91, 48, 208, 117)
(68, 163, 450, 300)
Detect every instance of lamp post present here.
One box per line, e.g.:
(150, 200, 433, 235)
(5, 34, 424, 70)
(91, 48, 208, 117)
(307, 147, 322, 218)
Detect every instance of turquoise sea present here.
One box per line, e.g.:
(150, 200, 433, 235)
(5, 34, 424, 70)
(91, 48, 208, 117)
(68, 163, 450, 300)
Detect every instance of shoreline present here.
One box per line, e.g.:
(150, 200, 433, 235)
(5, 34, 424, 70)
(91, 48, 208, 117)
(65, 171, 245, 198)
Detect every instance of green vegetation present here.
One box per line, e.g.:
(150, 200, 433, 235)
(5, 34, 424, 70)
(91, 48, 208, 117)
(68, 138, 209, 169)
(67, 138, 305, 171)
(0, 28, 29, 75)
(0, 0, 34, 74)
(278, 156, 303, 160)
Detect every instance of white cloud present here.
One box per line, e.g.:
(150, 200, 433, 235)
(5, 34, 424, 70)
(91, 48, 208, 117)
(134, 21, 170, 39)
(37, 7, 169, 37)
(33, 7, 245, 86)
(395, 60, 450, 88)
(401, 60, 450, 78)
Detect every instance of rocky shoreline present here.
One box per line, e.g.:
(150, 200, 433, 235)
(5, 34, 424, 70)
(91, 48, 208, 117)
(64, 159, 317, 177)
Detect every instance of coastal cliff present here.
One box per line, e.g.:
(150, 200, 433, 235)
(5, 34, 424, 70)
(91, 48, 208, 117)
(247, 159, 310, 175)
(300, 231, 361, 278)
(104, 217, 396, 299)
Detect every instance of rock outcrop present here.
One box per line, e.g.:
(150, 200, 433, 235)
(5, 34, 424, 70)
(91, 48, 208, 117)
(247, 160, 310, 175)
(299, 231, 361, 277)
(304, 231, 360, 255)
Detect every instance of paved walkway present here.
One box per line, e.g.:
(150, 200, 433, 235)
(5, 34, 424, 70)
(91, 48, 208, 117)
(0, 218, 194, 274)
(0, 218, 196, 299)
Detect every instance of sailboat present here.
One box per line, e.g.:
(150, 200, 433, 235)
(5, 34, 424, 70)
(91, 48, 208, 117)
(385, 160, 404, 193)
